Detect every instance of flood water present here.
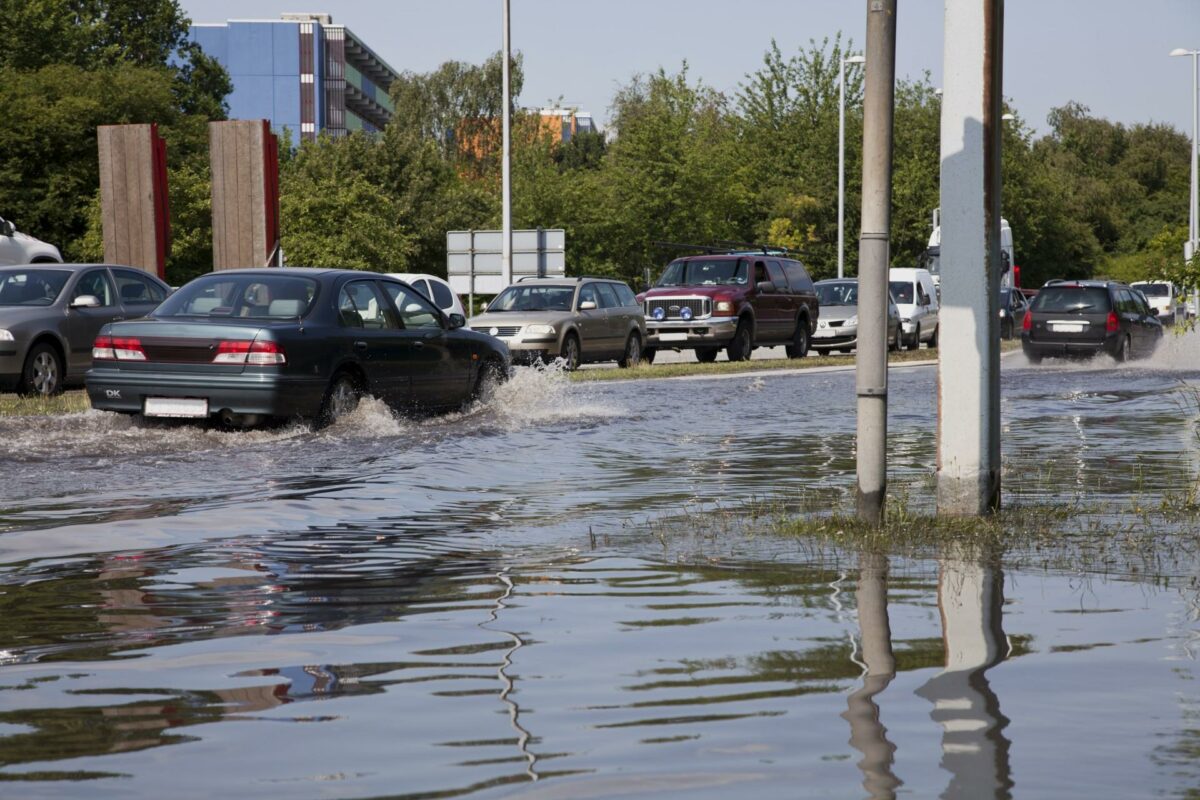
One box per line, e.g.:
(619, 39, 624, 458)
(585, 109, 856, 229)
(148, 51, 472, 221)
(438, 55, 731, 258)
(1, 339, 1199, 798)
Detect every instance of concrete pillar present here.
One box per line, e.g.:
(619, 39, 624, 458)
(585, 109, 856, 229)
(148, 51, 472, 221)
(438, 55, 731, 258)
(936, 0, 1004, 515)
(97, 124, 170, 277)
(209, 120, 282, 269)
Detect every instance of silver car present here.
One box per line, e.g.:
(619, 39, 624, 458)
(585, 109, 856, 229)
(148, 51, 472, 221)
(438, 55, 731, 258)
(811, 279, 901, 353)
(468, 277, 646, 370)
(0, 263, 171, 394)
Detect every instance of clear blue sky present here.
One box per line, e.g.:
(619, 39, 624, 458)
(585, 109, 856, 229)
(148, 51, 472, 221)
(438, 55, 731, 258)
(181, 0, 1199, 136)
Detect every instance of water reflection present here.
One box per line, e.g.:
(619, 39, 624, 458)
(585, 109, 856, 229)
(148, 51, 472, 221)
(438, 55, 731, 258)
(914, 548, 1012, 799)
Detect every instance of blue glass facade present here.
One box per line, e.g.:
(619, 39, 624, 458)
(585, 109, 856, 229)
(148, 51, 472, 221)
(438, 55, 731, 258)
(190, 15, 397, 146)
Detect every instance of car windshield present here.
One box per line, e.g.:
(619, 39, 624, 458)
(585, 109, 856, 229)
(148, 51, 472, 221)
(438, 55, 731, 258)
(0, 269, 70, 307)
(1136, 284, 1169, 297)
(816, 282, 858, 306)
(656, 259, 748, 287)
(155, 275, 318, 319)
(888, 280, 914, 304)
(487, 285, 575, 312)
(1030, 286, 1111, 314)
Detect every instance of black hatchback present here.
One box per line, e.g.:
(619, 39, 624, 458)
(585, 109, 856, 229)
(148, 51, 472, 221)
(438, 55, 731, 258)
(86, 269, 510, 426)
(1021, 280, 1162, 363)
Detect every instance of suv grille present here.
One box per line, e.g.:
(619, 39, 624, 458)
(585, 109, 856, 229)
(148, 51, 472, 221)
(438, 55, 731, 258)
(646, 298, 711, 320)
(472, 325, 522, 337)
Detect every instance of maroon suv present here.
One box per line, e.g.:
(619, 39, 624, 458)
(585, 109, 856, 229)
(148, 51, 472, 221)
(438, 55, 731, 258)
(636, 254, 819, 362)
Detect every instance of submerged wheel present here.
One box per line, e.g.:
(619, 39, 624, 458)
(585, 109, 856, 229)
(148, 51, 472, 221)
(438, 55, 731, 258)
(1115, 335, 1131, 363)
(468, 358, 506, 405)
(20, 343, 63, 396)
(318, 371, 362, 426)
(617, 333, 642, 368)
(560, 333, 581, 371)
(784, 318, 810, 359)
(695, 348, 719, 363)
(726, 321, 752, 362)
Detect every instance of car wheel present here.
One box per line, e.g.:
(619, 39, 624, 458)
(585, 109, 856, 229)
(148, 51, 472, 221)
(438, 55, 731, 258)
(560, 333, 581, 371)
(642, 347, 657, 365)
(906, 330, 919, 351)
(467, 358, 506, 406)
(784, 318, 810, 359)
(889, 330, 900, 352)
(1115, 335, 1131, 363)
(20, 343, 63, 396)
(1002, 320, 1013, 340)
(929, 325, 939, 349)
(618, 333, 642, 368)
(1026, 351, 1043, 364)
(726, 321, 752, 362)
(695, 348, 719, 363)
(317, 371, 362, 426)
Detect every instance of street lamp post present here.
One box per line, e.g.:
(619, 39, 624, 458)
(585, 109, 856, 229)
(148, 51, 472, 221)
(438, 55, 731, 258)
(501, 0, 513, 288)
(839, 54, 865, 280)
(1170, 47, 1199, 263)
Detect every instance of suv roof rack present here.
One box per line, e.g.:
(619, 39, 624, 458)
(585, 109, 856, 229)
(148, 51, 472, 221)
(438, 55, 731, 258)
(515, 275, 616, 283)
(652, 240, 804, 257)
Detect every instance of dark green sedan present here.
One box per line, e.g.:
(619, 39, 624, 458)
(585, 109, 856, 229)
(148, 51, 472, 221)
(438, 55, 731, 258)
(86, 269, 510, 426)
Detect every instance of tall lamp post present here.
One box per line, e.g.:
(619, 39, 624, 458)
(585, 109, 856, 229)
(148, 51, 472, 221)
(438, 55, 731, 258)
(501, 0, 513, 288)
(1170, 48, 1199, 264)
(839, 54, 865, 279)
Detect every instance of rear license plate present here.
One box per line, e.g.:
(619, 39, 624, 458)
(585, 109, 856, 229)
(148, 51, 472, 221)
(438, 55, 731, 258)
(658, 332, 688, 342)
(1051, 323, 1084, 333)
(144, 397, 209, 418)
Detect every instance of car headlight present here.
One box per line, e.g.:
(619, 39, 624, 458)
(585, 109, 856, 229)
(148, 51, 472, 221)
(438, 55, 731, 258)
(0, 330, 13, 342)
(844, 316, 857, 327)
(525, 324, 555, 335)
(715, 300, 734, 313)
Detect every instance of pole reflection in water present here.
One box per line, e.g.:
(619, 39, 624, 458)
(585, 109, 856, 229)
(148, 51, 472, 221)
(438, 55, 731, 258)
(842, 551, 902, 799)
(916, 547, 1013, 799)
(482, 568, 539, 781)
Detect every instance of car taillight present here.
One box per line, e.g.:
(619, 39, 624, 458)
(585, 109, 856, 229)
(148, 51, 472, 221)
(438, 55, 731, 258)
(1106, 311, 1119, 333)
(93, 335, 145, 361)
(213, 339, 286, 365)
(1022, 311, 1032, 332)
(92, 335, 115, 360)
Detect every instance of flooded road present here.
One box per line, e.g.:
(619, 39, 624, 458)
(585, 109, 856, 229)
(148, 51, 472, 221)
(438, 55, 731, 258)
(1, 339, 1199, 798)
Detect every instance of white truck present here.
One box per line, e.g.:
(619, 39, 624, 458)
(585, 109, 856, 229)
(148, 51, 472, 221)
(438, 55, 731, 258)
(921, 208, 1015, 290)
(0, 216, 62, 266)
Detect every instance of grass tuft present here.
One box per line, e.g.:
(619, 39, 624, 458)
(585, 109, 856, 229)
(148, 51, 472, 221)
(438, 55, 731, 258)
(0, 390, 90, 417)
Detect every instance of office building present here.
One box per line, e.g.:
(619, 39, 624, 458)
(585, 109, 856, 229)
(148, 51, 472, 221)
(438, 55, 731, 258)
(189, 13, 399, 145)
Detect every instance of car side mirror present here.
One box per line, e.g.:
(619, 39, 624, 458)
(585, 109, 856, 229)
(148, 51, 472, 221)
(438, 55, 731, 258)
(0, 220, 13, 237)
(579, 300, 597, 310)
(70, 294, 100, 309)
(446, 312, 466, 330)
(756, 281, 775, 294)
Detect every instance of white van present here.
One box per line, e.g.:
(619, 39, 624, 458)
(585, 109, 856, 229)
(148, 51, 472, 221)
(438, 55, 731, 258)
(1130, 281, 1183, 327)
(888, 267, 939, 349)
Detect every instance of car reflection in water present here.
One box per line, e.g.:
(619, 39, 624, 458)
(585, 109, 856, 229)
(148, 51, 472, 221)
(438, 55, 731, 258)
(845, 547, 1013, 799)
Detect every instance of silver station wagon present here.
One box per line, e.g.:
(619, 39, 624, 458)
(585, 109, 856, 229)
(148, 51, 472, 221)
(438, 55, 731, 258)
(469, 277, 646, 370)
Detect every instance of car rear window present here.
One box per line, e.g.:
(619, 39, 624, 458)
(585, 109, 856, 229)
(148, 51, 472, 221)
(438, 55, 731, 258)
(155, 275, 318, 319)
(430, 280, 455, 309)
(1136, 284, 1169, 297)
(1030, 286, 1111, 313)
(0, 269, 70, 306)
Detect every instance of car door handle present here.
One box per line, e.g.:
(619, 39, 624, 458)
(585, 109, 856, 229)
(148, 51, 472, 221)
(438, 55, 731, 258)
(112, 316, 125, 322)
(354, 340, 368, 351)
(412, 341, 425, 350)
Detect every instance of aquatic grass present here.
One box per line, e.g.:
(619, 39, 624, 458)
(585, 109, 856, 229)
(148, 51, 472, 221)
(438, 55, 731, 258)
(0, 390, 90, 417)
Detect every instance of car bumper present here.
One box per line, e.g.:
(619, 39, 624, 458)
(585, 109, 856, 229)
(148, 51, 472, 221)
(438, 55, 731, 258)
(646, 316, 738, 348)
(812, 326, 858, 350)
(86, 368, 326, 418)
(1021, 334, 1121, 359)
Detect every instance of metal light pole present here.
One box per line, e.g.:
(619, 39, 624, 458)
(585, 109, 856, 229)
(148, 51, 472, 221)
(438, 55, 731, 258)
(1170, 48, 1199, 263)
(854, 0, 896, 524)
(501, 0, 513, 287)
(839, 54, 865, 280)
